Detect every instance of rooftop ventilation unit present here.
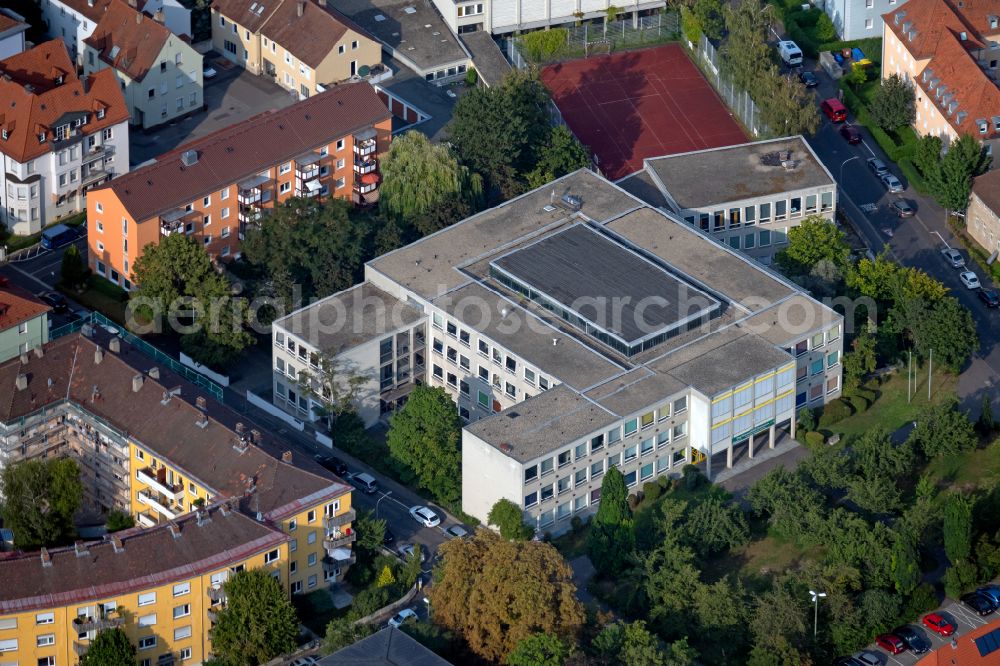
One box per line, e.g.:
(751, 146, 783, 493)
(559, 193, 582, 211)
(180, 150, 198, 166)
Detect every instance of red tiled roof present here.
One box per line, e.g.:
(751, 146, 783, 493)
(83, 0, 174, 82)
(0, 502, 289, 613)
(973, 168, 1000, 212)
(883, 0, 986, 58)
(0, 10, 29, 37)
(919, 34, 1000, 137)
(100, 80, 390, 221)
(48, 0, 115, 24)
(258, 0, 374, 70)
(0, 284, 50, 332)
(0, 40, 130, 164)
(916, 615, 1000, 665)
(212, 0, 282, 33)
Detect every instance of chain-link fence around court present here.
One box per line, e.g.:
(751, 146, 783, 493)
(691, 34, 770, 138)
(506, 12, 680, 68)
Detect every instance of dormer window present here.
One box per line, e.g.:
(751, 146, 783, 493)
(1, 128, 7, 140)
(38, 132, 46, 143)
(979, 120, 988, 133)
(991, 16, 998, 29)
(54, 75, 64, 85)
(56, 124, 69, 141)
(960, 31, 967, 40)
(97, 107, 106, 119)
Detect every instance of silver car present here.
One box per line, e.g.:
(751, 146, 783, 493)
(866, 157, 888, 177)
(881, 173, 904, 193)
(941, 247, 965, 268)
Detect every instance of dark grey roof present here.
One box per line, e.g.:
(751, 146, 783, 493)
(459, 31, 511, 87)
(320, 627, 453, 665)
(491, 224, 719, 344)
(616, 169, 669, 209)
(643, 136, 834, 209)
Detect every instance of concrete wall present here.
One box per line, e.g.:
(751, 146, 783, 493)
(0, 314, 49, 363)
(824, 0, 906, 41)
(969, 189, 1000, 255)
(461, 431, 523, 525)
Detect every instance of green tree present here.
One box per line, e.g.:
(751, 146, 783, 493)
(593, 620, 672, 665)
(944, 560, 979, 598)
(928, 133, 992, 211)
(375, 565, 396, 588)
(295, 353, 366, 427)
(757, 72, 820, 138)
(323, 617, 375, 652)
(721, 0, 774, 93)
(401, 543, 423, 589)
(746, 466, 824, 539)
(427, 530, 584, 663)
(979, 393, 996, 435)
(0, 458, 82, 549)
(775, 216, 850, 275)
(869, 74, 916, 130)
(379, 131, 482, 224)
(242, 197, 365, 306)
(488, 498, 534, 540)
(943, 493, 973, 563)
(131, 233, 251, 366)
(60, 243, 89, 288)
(526, 126, 591, 189)
(449, 69, 551, 198)
(507, 633, 570, 666)
(104, 510, 134, 533)
(893, 296, 977, 372)
(587, 467, 634, 574)
(847, 427, 913, 513)
(914, 134, 943, 182)
(386, 386, 462, 505)
(908, 396, 977, 459)
(682, 496, 750, 557)
(680, 6, 702, 43)
(692, 0, 725, 39)
(891, 529, 921, 595)
(210, 569, 299, 666)
(79, 628, 136, 666)
(843, 329, 877, 394)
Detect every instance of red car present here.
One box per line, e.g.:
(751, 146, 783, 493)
(876, 633, 906, 654)
(840, 124, 862, 144)
(922, 613, 955, 636)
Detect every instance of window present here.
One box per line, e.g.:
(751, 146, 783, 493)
(607, 427, 621, 444)
(810, 359, 824, 375)
(591, 434, 604, 453)
(640, 411, 654, 429)
(575, 442, 587, 460)
(524, 491, 538, 507)
(865, 17, 873, 28)
(180, 647, 192, 661)
(138, 592, 156, 606)
(541, 484, 554, 502)
(173, 582, 190, 596)
(37, 634, 55, 647)
(478, 340, 489, 356)
(506, 356, 517, 373)
(36, 612, 54, 625)
(280, 182, 291, 194)
(673, 422, 688, 439)
(139, 636, 156, 650)
(174, 626, 192, 640)
(524, 465, 538, 482)
(624, 445, 637, 461)
(505, 382, 516, 398)
(138, 614, 156, 627)
(827, 351, 840, 368)
(674, 396, 687, 413)
(591, 460, 604, 478)
(624, 419, 638, 435)
(307, 509, 316, 523)
(173, 604, 190, 619)
(558, 450, 571, 467)
(0, 639, 16, 653)
(641, 438, 654, 456)
(307, 552, 317, 565)
(279, 162, 292, 175)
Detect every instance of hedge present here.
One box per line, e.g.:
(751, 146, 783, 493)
(804, 431, 826, 448)
(818, 398, 854, 427)
(519, 28, 569, 63)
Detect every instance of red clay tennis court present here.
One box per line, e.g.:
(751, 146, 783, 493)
(540, 44, 748, 180)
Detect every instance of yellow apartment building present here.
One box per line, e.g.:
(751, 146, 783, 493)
(211, 0, 381, 99)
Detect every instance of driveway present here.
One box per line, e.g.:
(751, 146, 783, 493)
(801, 63, 1000, 414)
(130, 57, 298, 165)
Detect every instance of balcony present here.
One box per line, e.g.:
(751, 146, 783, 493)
(325, 507, 356, 529)
(295, 152, 322, 181)
(295, 178, 322, 198)
(354, 157, 377, 175)
(238, 173, 271, 205)
(354, 128, 377, 157)
(207, 586, 227, 602)
(324, 531, 356, 550)
(137, 489, 178, 519)
(136, 510, 159, 528)
(73, 642, 89, 657)
(74, 610, 124, 632)
(159, 209, 197, 237)
(136, 466, 183, 499)
(83, 144, 114, 165)
(207, 609, 219, 623)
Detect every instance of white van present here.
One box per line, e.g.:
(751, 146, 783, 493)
(778, 40, 803, 66)
(353, 472, 378, 494)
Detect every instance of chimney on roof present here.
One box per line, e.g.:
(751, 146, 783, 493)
(74, 541, 89, 557)
(196, 396, 207, 410)
(110, 536, 124, 553)
(167, 522, 181, 539)
(15, 374, 27, 391)
(235, 422, 246, 434)
(109, 337, 121, 353)
(251, 429, 261, 444)
(282, 450, 293, 463)
(148, 366, 160, 380)
(154, 8, 165, 22)
(297, 0, 305, 16)
(19, 352, 28, 365)
(135, 8, 142, 21)
(196, 414, 209, 429)
(94, 347, 104, 364)
(34, 347, 43, 358)
(132, 374, 143, 392)
(318, 0, 326, 6)
(40, 547, 52, 567)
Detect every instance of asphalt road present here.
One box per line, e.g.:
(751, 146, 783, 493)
(801, 64, 1000, 411)
(1, 235, 91, 330)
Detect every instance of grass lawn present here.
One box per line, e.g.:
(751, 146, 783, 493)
(926, 444, 1000, 494)
(60, 275, 129, 325)
(822, 364, 957, 440)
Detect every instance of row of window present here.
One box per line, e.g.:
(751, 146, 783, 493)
(791, 325, 841, 357)
(795, 375, 841, 407)
(684, 192, 835, 232)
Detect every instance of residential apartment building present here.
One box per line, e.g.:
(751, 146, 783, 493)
(0, 9, 28, 59)
(0, 502, 291, 666)
(617, 137, 837, 264)
(882, 0, 1000, 152)
(82, 0, 203, 130)
(212, 0, 381, 100)
(968, 168, 1000, 254)
(274, 170, 843, 534)
(0, 286, 50, 362)
(40, 0, 191, 66)
(0, 330, 357, 595)
(0, 40, 130, 234)
(823, 0, 908, 41)
(428, 0, 666, 35)
(86, 81, 391, 289)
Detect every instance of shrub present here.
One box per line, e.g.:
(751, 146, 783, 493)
(680, 6, 701, 44)
(642, 481, 662, 503)
(520, 28, 568, 62)
(805, 431, 826, 448)
(943, 560, 979, 599)
(683, 465, 706, 490)
(903, 583, 939, 619)
(658, 474, 672, 489)
(570, 515, 584, 533)
(627, 493, 642, 511)
(849, 394, 871, 413)
(351, 585, 392, 619)
(818, 398, 854, 427)
(797, 407, 817, 432)
(465, 68, 478, 86)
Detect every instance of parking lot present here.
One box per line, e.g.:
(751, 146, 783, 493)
(130, 55, 298, 165)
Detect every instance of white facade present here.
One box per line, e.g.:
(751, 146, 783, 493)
(821, 0, 908, 41)
(1, 120, 129, 234)
(430, 0, 666, 34)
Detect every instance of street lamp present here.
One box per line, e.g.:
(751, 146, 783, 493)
(809, 590, 827, 638)
(375, 490, 393, 519)
(839, 155, 860, 184)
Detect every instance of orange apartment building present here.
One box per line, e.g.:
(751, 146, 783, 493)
(85, 80, 391, 289)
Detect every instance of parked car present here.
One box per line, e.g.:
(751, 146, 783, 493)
(891, 199, 915, 218)
(821, 98, 848, 122)
(840, 125, 862, 144)
(445, 525, 469, 539)
(38, 291, 69, 313)
(979, 289, 1000, 308)
(290, 657, 319, 666)
(960, 270, 981, 290)
(352, 472, 378, 494)
(388, 608, 418, 628)
(866, 157, 889, 177)
(40, 223, 78, 250)
(941, 247, 965, 268)
(409, 505, 441, 528)
(850, 652, 880, 666)
(922, 612, 956, 636)
(397, 543, 426, 562)
(777, 40, 803, 66)
(977, 585, 1000, 606)
(961, 591, 996, 615)
(881, 173, 904, 193)
(892, 625, 931, 654)
(798, 70, 818, 87)
(875, 633, 906, 654)
(313, 454, 348, 477)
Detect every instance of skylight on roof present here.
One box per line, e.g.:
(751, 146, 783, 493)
(109, 45, 120, 59)
(403, 6, 416, 13)
(250, 2, 258, 10)
(374, 13, 385, 20)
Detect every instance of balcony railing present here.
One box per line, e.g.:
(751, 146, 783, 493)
(137, 489, 178, 519)
(325, 508, 356, 529)
(136, 510, 159, 528)
(354, 158, 377, 174)
(296, 165, 320, 181)
(324, 532, 357, 550)
(83, 144, 113, 165)
(73, 642, 89, 656)
(238, 188, 261, 205)
(238, 206, 262, 225)
(136, 467, 183, 499)
(207, 586, 227, 602)
(160, 218, 183, 236)
(354, 138, 377, 156)
(74, 611, 124, 632)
